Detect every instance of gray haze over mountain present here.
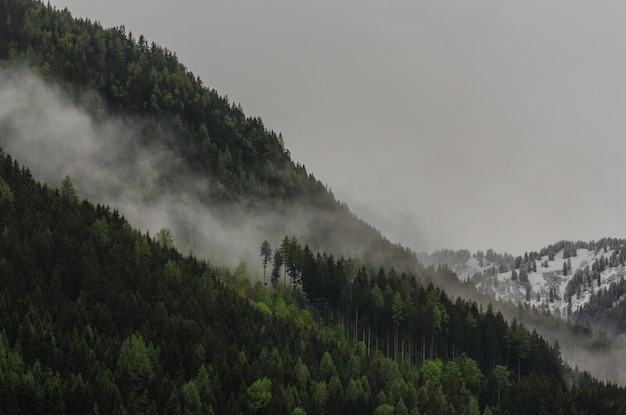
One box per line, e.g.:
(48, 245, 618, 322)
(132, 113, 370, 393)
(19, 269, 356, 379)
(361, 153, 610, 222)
(47, 0, 626, 255)
(0, 69, 409, 276)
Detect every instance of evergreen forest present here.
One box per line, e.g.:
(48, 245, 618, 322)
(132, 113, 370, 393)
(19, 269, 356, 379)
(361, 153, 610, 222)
(1, 1, 626, 413)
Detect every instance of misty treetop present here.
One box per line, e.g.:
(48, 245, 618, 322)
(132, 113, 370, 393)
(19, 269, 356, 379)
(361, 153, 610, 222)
(0, 0, 320, 206)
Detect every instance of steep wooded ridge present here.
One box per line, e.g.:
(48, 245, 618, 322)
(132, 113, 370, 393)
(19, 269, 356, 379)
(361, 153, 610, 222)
(1, 1, 626, 414)
(0, 148, 623, 414)
(0, 0, 416, 272)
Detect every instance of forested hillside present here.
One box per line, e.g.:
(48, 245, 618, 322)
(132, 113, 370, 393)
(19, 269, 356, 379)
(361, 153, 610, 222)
(0, 0, 416, 272)
(2, 1, 626, 413)
(2, 146, 625, 414)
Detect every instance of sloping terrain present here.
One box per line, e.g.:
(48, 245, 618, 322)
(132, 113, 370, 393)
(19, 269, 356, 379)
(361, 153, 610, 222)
(0, 0, 418, 274)
(420, 239, 626, 337)
(2, 146, 625, 413)
(2, 1, 626, 413)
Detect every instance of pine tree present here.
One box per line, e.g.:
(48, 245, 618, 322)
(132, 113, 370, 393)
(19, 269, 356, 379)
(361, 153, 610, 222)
(271, 250, 283, 291)
(260, 240, 272, 286)
(61, 175, 77, 201)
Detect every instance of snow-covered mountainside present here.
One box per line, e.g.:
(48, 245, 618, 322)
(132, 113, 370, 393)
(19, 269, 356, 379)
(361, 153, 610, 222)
(419, 239, 626, 333)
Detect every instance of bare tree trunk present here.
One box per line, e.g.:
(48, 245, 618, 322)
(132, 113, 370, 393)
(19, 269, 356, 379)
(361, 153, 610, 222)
(387, 329, 390, 357)
(375, 314, 378, 352)
(430, 335, 433, 360)
(498, 385, 501, 407)
(394, 324, 398, 361)
(355, 307, 358, 343)
(368, 323, 371, 357)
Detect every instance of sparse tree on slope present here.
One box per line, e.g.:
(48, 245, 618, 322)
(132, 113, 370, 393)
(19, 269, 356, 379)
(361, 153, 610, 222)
(260, 240, 272, 286)
(156, 227, 174, 249)
(61, 175, 77, 201)
(271, 250, 283, 291)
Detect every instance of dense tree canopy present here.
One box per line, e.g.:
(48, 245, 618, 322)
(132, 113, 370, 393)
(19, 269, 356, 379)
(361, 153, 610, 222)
(1, 1, 626, 413)
(1, 139, 625, 413)
(0, 0, 424, 274)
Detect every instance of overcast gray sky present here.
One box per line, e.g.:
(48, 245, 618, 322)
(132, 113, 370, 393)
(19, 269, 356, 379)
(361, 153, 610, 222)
(46, 0, 626, 255)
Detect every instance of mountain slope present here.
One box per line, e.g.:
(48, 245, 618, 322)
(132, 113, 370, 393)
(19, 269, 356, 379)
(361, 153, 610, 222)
(2, 1, 626, 413)
(0, 0, 419, 274)
(3, 146, 626, 413)
(419, 239, 626, 337)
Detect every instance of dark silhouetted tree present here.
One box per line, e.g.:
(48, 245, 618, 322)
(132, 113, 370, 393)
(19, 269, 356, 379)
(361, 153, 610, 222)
(260, 240, 272, 286)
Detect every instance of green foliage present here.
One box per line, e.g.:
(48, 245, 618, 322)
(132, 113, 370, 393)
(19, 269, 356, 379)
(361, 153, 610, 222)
(319, 352, 337, 382)
(457, 353, 483, 392)
(396, 398, 409, 415)
(468, 397, 480, 415)
(115, 334, 154, 395)
(270, 249, 283, 290)
(493, 365, 511, 388)
(421, 382, 448, 415)
(156, 227, 174, 249)
(374, 403, 395, 415)
(164, 260, 182, 281)
(422, 360, 444, 385)
(134, 237, 151, 261)
(260, 239, 272, 284)
(247, 377, 272, 412)
(253, 300, 272, 315)
(392, 292, 405, 325)
(273, 297, 290, 318)
(92, 217, 110, 245)
(295, 358, 311, 389)
(0, 154, 621, 413)
(1, 0, 434, 282)
(442, 361, 462, 386)
(60, 175, 77, 201)
(0, 176, 13, 204)
(311, 381, 328, 414)
(493, 365, 511, 406)
(234, 260, 251, 284)
(181, 380, 202, 415)
(506, 319, 531, 380)
(1, 1, 626, 413)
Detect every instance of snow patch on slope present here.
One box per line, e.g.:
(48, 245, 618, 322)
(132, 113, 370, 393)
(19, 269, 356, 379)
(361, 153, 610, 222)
(450, 247, 625, 320)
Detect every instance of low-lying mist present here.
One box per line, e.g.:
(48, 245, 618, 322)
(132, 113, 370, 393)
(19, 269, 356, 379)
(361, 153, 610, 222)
(0, 67, 410, 274)
(0, 68, 285, 271)
(2, 67, 625, 385)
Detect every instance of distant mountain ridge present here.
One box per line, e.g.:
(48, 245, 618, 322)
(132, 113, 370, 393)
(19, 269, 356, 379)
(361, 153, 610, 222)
(419, 238, 626, 338)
